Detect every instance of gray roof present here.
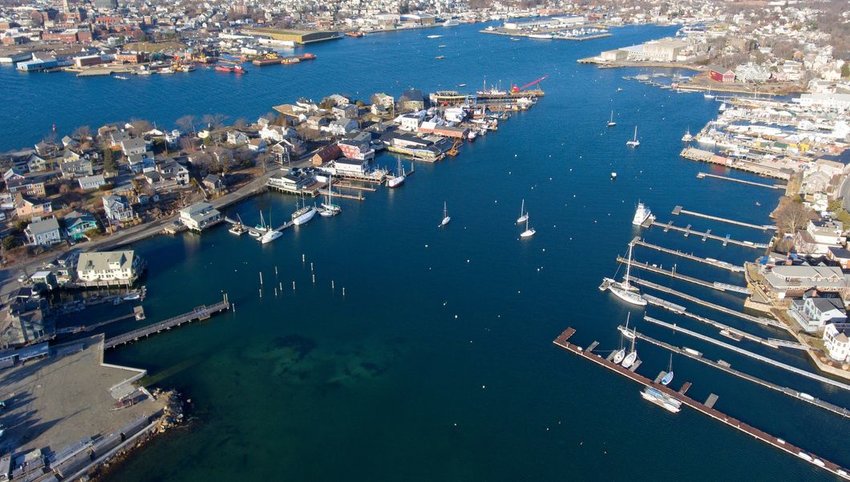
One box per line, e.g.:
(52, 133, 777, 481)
(27, 217, 60, 236)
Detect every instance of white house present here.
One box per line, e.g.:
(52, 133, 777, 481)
(103, 194, 134, 223)
(25, 216, 62, 247)
(398, 113, 423, 132)
(333, 158, 369, 176)
(788, 296, 847, 333)
(76, 250, 142, 286)
(823, 323, 850, 362)
(179, 202, 222, 231)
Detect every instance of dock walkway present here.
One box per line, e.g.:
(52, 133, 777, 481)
(672, 206, 774, 231)
(552, 327, 850, 480)
(642, 316, 850, 392)
(650, 220, 769, 249)
(631, 277, 782, 328)
(632, 238, 744, 273)
(616, 257, 750, 294)
(697, 172, 787, 190)
(629, 328, 850, 419)
(105, 298, 230, 349)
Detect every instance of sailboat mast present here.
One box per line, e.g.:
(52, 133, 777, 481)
(624, 242, 633, 284)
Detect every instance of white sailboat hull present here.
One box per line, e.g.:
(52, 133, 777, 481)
(520, 228, 535, 238)
(608, 284, 647, 306)
(440, 216, 451, 227)
(292, 207, 317, 225)
(516, 214, 528, 224)
(260, 230, 282, 244)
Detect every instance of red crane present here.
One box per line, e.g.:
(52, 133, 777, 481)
(511, 75, 549, 93)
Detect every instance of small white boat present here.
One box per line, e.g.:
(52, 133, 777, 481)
(516, 199, 528, 224)
(704, 90, 715, 100)
(520, 216, 535, 238)
(439, 201, 451, 227)
(387, 158, 406, 188)
(607, 110, 616, 127)
(640, 387, 681, 413)
(123, 293, 141, 301)
(260, 229, 282, 244)
(621, 332, 638, 368)
(681, 128, 693, 142)
(626, 126, 640, 148)
(632, 202, 652, 226)
(427, 34, 443, 39)
(612, 348, 625, 364)
(113, 75, 128, 80)
(611, 172, 617, 179)
(661, 354, 674, 386)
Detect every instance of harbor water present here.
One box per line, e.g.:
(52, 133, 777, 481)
(1, 24, 846, 480)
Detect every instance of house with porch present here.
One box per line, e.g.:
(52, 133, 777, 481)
(63, 210, 98, 241)
(788, 296, 847, 333)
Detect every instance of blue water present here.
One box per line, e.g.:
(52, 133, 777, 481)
(1, 24, 844, 480)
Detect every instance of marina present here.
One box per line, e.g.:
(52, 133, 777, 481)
(553, 327, 850, 480)
(632, 238, 744, 273)
(671, 205, 775, 231)
(696, 172, 787, 190)
(615, 256, 751, 294)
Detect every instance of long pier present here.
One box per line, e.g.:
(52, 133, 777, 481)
(650, 220, 769, 249)
(105, 296, 231, 349)
(629, 327, 850, 419)
(672, 206, 775, 231)
(632, 238, 744, 273)
(630, 277, 783, 329)
(642, 316, 850, 392)
(552, 327, 850, 480)
(697, 172, 787, 190)
(643, 295, 805, 350)
(616, 257, 750, 294)
(318, 188, 364, 201)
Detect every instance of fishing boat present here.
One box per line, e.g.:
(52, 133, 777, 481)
(387, 158, 406, 188)
(439, 201, 451, 227)
(291, 198, 317, 226)
(632, 202, 653, 226)
(228, 215, 247, 235)
(520, 216, 535, 238)
(319, 176, 342, 216)
(681, 128, 694, 142)
(661, 354, 674, 386)
(601, 242, 647, 306)
(607, 110, 616, 127)
(640, 387, 681, 413)
(621, 330, 638, 368)
(626, 126, 640, 148)
(516, 199, 528, 224)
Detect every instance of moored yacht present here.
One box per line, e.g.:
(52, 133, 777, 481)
(601, 242, 647, 306)
(626, 126, 640, 148)
(439, 201, 451, 227)
(292, 200, 317, 226)
(516, 199, 528, 224)
(640, 387, 681, 413)
(260, 229, 282, 244)
(387, 158, 406, 188)
(632, 202, 653, 226)
(607, 110, 616, 127)
(520, 216, 535, 238)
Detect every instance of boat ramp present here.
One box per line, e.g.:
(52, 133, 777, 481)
(553, 327, 850, 480)
(672, 205, 775, 231)
(649, 220, 769, 249)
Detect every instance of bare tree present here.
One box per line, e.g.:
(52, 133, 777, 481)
(201, 113, 227, 130)
(233, 117, 248, 130)
(774, 198, 816, 234)
(72, 125, 92, 141)
(176, 115, 196, 134)
(129, 119, 154, 136)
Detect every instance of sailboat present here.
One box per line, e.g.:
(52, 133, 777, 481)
(681, 127, 694, 142)
(439, 201, 451, 227)
(516, 199, 528, 224)
(626, 126, 640, 148)
(520, 215, 535, 238)
(319, 175, 341, 217)
(250, 211, 268, 237)
(661, 354, 674, 386)
(607, 110, 617, 127)
(291, 197, 317, 225)
(613, 333, 626, 364)
(387, 158, 406, 188)
(621, 328, 638, 368)
(260, 210, 282, 244)
(601, 242, 647, 306)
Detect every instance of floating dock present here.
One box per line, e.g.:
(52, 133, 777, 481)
(697, 172, 787, 190)
(631, 327, 850, 419)
(104, 296, 230, 349)
(642, 316, 850, 392)
(632, 238, 744, 273)
(672, 206, 775, 231)
(650, 220, 769, 249)
(553, 327, 850, 480)
(616, 257, 750, 294)
(630, 277, 782, 329)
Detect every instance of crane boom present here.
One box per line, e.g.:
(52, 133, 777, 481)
(512, 75, 549, 92)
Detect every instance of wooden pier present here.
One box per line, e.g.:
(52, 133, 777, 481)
(650, 220, 769, 249)
(632, 238, 744, 273)
(616, 257, 750, 294)
(104, 296, 230, 349)
(697, 172, 787, 190)
(642, 316, 850, 392)
(630, 277, 782, 329)
(318, 188, 364, 201)
(630, 327, 850, 419)
(672, 206, 775, 231)
(553, 327, 850, 480)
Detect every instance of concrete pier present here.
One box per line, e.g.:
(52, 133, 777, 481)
(672, 205, 775, 231)
(632, 238, 744, 273)
(650, 220, 769, 249)
(615, 257, 750, 294)
(697, 172, 787, 190)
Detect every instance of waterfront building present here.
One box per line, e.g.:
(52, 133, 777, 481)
(333, 158, 370, 177)
(24, 216, 62, 247)
(76, 250, 142, 286)
(794, 220, 844, 256)
(310, 144, 342, 166)
(240, 28, 341, 45)
(63, 210, 98, 241)
(759, 265, 847, 299)
(267, 172, 316, 194)
(103, 194, 134, 223)
(179, 202, 222, 231)
(823, 324, 850, 362)
(338, 137, 375, 161)
(120, 138, 148, 157)
(788, 296, 847, 333)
